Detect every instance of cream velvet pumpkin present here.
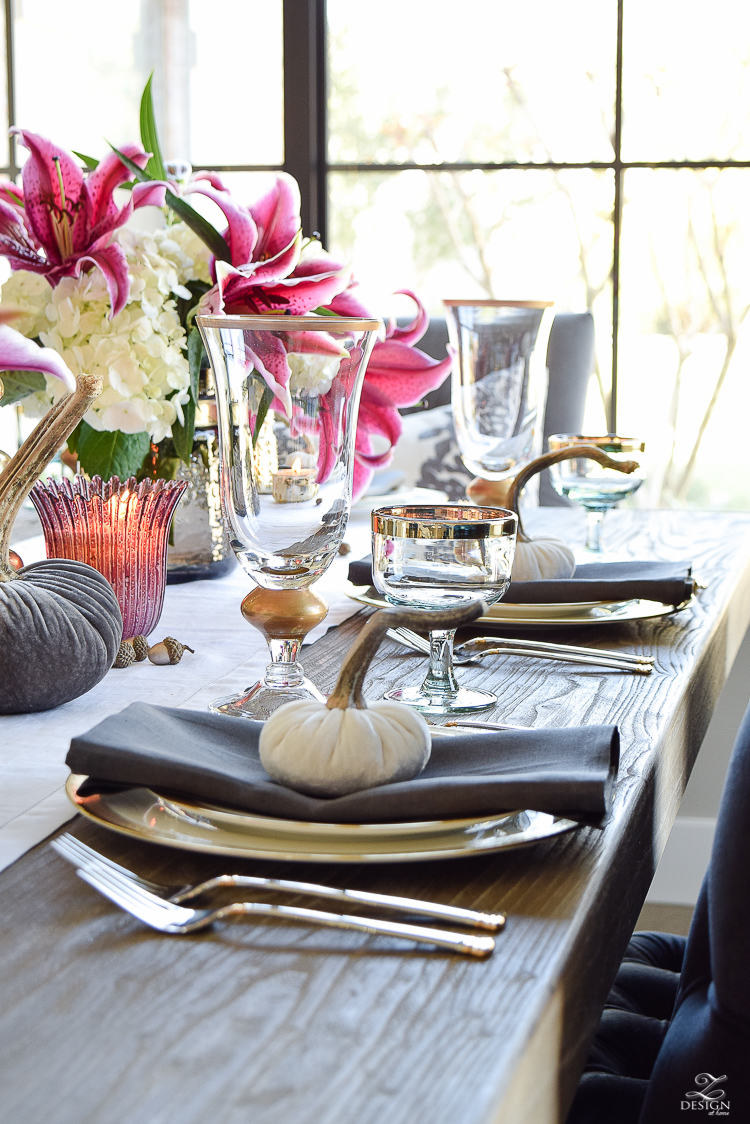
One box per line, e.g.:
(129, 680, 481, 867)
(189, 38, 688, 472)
(511, 536, 576, 581)
(260, 699, 431, 797)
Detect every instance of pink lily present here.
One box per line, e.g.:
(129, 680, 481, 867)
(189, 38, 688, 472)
(0, 312, 76, 392)
(0, 131, 167, 318)
(188, 174, 350, 313)
(322, 289, 453, 499)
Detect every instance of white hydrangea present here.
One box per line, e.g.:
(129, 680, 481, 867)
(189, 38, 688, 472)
(1, 223, 209, 443)
(288, 352, 341, 397)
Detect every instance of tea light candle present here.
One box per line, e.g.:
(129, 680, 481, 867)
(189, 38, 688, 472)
(272, 457, 319, 503)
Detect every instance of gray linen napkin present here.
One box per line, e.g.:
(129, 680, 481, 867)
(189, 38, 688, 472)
(67, 702, 619, 823)
(348, 556, 694, 606)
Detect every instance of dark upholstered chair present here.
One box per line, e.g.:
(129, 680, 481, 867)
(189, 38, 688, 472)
(401, 311, 595, 506)
(566, 700, 750, 1123)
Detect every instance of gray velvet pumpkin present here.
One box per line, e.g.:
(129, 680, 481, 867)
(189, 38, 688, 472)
(0, 558, 122, 714)
(0, 368, 122, 714)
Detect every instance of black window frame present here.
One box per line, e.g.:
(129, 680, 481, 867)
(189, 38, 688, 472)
(4, 0, 750, 431)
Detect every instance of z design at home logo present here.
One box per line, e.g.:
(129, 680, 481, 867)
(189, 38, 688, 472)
(681, 1073, 730, 1115)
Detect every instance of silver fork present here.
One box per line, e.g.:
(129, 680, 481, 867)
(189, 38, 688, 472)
(51, 834, 504, 932)
(386, 626, 653, 674)
(75, 864, 496, 958)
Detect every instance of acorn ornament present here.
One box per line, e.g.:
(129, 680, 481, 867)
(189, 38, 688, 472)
(131, 635, 149, 662)
(148, 636, 195, 665)
(113, 641, 136, 669)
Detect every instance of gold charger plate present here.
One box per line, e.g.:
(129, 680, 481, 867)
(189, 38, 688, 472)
(66, 774, 579, 864)
(345, 583, 685, 629)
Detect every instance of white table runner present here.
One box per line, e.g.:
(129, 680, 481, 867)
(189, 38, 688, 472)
(0, 512, 376, 872)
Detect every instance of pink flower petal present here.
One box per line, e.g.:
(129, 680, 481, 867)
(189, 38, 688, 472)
(352, 457, 374, 501)
(285, 330, 347, 357)
(385, 289, 429, 346)
(325, 284, 373, 318)
(365, 340, 453, 407)
(132, 181, 168, 209)
(243, 331, 292, 417)
(185, 182, 257, 266)
(74, 239, 131, 319)
(250, 174, 301, 263)
(0, 198, 46, 271)
(0, 323, 75, 391)
(191, 171, 229, 192)
(12, 129, 90, 262)
(86, 144, 150, 232)
(259, 264, 351, 315)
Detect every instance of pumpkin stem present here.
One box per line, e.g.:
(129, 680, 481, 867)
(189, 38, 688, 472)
(0, 372, 102, 581)
(326, 600, 486, 710)
(505, 446, 640, 541)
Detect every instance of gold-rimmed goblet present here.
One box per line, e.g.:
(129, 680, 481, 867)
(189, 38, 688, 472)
(547, 434, 646, 559)
(372, 505, 517, 714)
(198, 313, 380, 718)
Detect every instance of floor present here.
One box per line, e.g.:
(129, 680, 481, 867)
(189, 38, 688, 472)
(635, 903, 694, 936)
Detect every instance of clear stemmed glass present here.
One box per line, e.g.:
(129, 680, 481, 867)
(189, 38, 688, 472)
(445, 300, 553, 481)
(198, 313, 380, 718)
(372, 505, 517, 714)
(547, 434, 646, 559)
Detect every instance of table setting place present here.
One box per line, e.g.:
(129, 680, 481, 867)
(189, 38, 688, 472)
(0, 133, 711, 974)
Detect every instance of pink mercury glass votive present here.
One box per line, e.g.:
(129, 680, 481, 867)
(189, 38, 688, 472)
(30, 474, 187, 640)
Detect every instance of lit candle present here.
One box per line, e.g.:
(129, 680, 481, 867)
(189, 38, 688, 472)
(272, 457, 319, 503)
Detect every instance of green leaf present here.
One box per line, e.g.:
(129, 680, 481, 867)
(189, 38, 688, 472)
(172, 328, 204, 464)
(67, 421, 82, 455)
(176, 279, 211, 329)
(109, 143, 232, 263)
(73, 150, 99, 171)
(310, 306, 341, 317)
(165, 190, 232, 262)
(139, 73, 167, 182)
(0, 369, 45, 406)
(252, 386, 274, 447)
(75, 423, 151, 481)
(109, 144, 152, 182)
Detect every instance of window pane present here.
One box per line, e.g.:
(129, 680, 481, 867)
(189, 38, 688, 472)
(189, 0, 283, 166)
(15, 0, 141, 155)
(327, 0, 616, 165)
(619, 169, 750, 508)
(329, 168, 612, 426)
(13, 0, 282, 166)
(622, 0, 750, 161)
(0, 6, 8, 167)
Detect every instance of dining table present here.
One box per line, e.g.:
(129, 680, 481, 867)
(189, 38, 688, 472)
(2, 505, 750, 1124)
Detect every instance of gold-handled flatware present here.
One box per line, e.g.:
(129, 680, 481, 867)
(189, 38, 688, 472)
(74, 864, 496, 957)
(51, 834, 505, 932)
(387, 626, 653, 674)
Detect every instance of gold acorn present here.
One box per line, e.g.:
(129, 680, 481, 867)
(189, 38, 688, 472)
(131, 635, 149, 662)
(113, 641, 135, 669)
(148, 636, 195, 665)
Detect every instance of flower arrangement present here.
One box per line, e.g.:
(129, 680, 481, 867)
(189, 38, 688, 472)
(0, 78, 451, 497)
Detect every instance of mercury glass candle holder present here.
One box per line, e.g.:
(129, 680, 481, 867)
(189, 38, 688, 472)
(30, 474, 186, 639)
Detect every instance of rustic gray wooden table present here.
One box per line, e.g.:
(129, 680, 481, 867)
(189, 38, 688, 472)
(2, 510, 750, 1124)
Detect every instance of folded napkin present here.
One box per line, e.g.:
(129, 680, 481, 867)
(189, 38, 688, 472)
(348, 556, 694, 607)
(67, 702, 619, 824)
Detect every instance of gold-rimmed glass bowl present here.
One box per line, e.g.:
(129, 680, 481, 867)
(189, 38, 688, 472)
(372, 505, 517, 714)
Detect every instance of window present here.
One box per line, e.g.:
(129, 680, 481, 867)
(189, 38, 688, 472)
(1, 0, 749, 507)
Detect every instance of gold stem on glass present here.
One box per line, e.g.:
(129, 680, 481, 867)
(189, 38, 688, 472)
(240, 586, 329, 642)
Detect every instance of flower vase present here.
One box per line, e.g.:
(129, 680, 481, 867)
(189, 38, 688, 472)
(30, 474, 186, 639)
